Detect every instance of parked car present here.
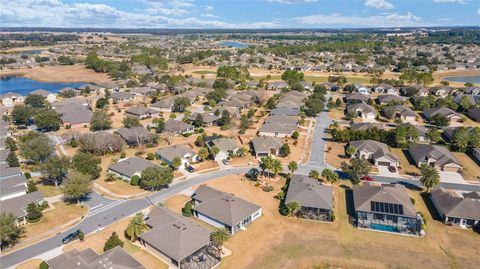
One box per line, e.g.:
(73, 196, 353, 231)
(185, 166, 195, 173)
(62, 229, 81, 244)
(388, 166, 397, 172)
(361, 175, 375, 182)
(222, 158, 230, 165)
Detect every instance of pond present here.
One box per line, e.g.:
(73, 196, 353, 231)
(443, 75, 480, 84)
(220, 41, 249, 49)
(0, 76, 85, 96)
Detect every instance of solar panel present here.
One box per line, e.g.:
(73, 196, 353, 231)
(371, 201, 403, 215)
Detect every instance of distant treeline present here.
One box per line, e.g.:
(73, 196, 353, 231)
(0, 33, 80, 42)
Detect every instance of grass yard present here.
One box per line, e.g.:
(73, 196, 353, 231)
(192, 160, 220, 173)
(327, 108, 346, 121)
(453, 152, 480, 182)
(391, 148, 421, 177)
(325, 138, 346, 169)
(37, 184, 63, 197)
(172, 175, 480, 269)
(14, 259, 42, 269)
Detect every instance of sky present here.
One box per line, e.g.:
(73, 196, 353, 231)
(1, 0, 479, 29)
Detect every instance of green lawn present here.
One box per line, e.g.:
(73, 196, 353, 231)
(192, 70, 216, 75)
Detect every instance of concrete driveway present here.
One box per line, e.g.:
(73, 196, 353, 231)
(439, 171, 466, 184)
(376, 165, 401, 178)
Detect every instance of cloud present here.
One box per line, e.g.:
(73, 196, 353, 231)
(294, 12, 422, 27)
(478, 8, 480, 15)
(267, 0, 318, 4)
(433, 0, 466, 3)
(364, 0, 394, 10)
(205, 5, 213, 10)
(144, 0, 192, 16)
(201, 13, 219, 18)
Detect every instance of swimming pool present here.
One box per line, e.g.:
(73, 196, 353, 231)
(370, 223, 399, 233)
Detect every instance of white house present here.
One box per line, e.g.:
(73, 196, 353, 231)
(30, 89, 56, 103)
(0, 92, 24, 107)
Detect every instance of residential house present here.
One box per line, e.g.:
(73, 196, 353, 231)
(258, 122, 296, 138)
(47, 247, 146, 269)
(30, 89, 56, 103)
(400, 123, 429, 142)
(156, 145, 198, 167)
(284, 174, 334, 222)
(111, 92, 136, 103)
(467, 108, 480, 122)
(205, 137, 239, 160)
(372, 84, 398, 95)
(125, 106, 159, 119)
(187, 113, 221, 126)
(430, 188, 480, 229)
(131, 87, 156, 97)
(164, 119, 194, 135)
(376, 95, 405, 105)
(408, 144, 462, 172)
(428, 86, 452, 97)
(350, 140, 400, 167)
(267, 81, 288, 90)
(353, 182, 423, 236)
(350, 122, 384, 131)
(465, 86, 480, 95)
(383, 105, 417, 123)
(0, 92, 24, 107)
(151, 98, 174, 112)
(0, 174, 27, 201)
(473, 148, 480, 162)
(423, 107, 463, 126)
(0, 191, 44, 225)
(453, 94, 480, 107)
(345, 93, 369, 104)
(251, 136, 284, 158)
(54, 103, 92, 128)
(116, 126, 151, 146)
(139, 207, 220, 269)
(347, 103, 377, 121)
(108, 157, 155, 182)
(192, 185, 262, 235)
(270, 107, 300, 116)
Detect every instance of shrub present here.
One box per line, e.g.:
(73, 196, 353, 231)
(120, 151, 126, 158)
(254, 182, 261, 187)
(330, 213, 336, 222)
(146, 153, 155, 160)
(275, 191, 285, 201)
(78, 231, 85, 241)
(39, 201, 50, 210)
(24, 172, 31, 179)
(135, 150, 144, 156)
(182, 201, 193, 217)
(39, 261, 49, 269)
(130, 175, 140, 186)
(291, 131, 299, 139)
(145, 143, 155, 148)
(262, 185, 274, 192)
(182, 133, 192, 137)
(70, 139, 78, 148)
(279, 206, 290, 216)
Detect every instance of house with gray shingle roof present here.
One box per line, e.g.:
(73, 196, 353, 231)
(376, 94, 405, 105)
(347, 103, 377, 121)
(156, 145, 197, 167)
(0, 191, 44, 225)
(54, 103, 92, 128)
(350, 122, 383, 131)
(350, 140, 399, 167)
(151, 98, 175, 112)
(430, 188, 480, 229)
(187, 113, 221, 126)
(423, 107, 463, 126)
(205, 137, 239, 160)
(110, 92, 136, 103)
(251, 136, 283, 158)
(285, 174, 334, 222)
(139, 207, 220, 269)
(383, 105, 417, 123)
(345, 93, 369, 104)
(164, 119, 194, 135)
(353, 182, 423, 236)
(116, 126, 151, 146)
(192, 185, 262, 235)
(125, 106, 159, 119)
(408, 144, 462, 172)
(258, 122, 296, 138)
(0, 92, 24, 107)
(467, 108, 480, 122)
(30, 89, 56, 103)
(108, 157, 155, 181)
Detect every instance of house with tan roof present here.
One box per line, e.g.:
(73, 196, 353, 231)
(408, 144, 462, 172)
(349, 140, 400, 167)
(347, 103, 377, 122)
(430, 188, 480, 229)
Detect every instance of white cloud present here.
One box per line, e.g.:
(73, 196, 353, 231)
(205, 5, 213, 10)
(477, 8, 480, 15)
(267, 0, 318, 4)
(201, 13, 219, 18)
(364, 0, 394, 10)
(295, 12, 423, 27)
(433, 0, 466, 3)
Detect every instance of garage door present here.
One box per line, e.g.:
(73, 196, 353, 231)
(443, 166, 460, 172)
(378, 161, 391, 166)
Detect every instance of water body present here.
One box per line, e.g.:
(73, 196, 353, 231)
(0, 76, 85, 96)
(443, 75, 480, 84)
(220, 41, 249, 49)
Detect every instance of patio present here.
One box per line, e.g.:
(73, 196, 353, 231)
(180, 245, 221, 269)
(356, 212, 422, 236)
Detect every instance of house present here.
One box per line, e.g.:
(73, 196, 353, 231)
(54, 103, 92, 128)
(353, 182, 423, 236)
(345, 93, 369, 104)
(423, 107, 463, 126)
(357, 86, 370, 95)
(400, 123, 429, 142)
(0, 174, 27, 201)
(46, 246, 146, 269)
(205, 137, 239, 160)
(151, 98, 174, 112)
(467, 108, 480, 122)
(319, 82, 338, 91)
(453, 94, 480, 106)
(192, 185, 262, 235)
(430, 188, 480, 229)
(376, 95, 405, 105)
(465, 86, 480, 95)
(346, 103, 377, 121)
(156, 145, 197, 167)
(372, 84, 397, 95)
(428, 86, 452, 97)
(350, 122, 384, 131)
(267, 81, 288, 90)
(284, 174, 334, 222)
(0, 92, 24, 107)
(383, 105, 417, 123)
(408, 144, 462, 172)
(251, 136, 284, 158)
(108, 157, 155, 182)
(117, 126, 151, 146)
(350, 140, 400, 167)
(139, 207, 220, 269)
(125, 106, 159, 119)
(111, 92, 135, 103)
(258, 122, 296, 138)
(131, 87, 156, 97)
(30, 89, 56, 103)
(270, 107, 300, 116)
(0, 191, 44, 225)
(187, 113, 221, 126)
(264, 114, 298, 126)
(473, 148, 480, 162)
(164, 119, 194, 135)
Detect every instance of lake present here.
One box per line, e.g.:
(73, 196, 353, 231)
(0, 76, 85, 96)
(220, 41, 249, 49)
(443, 75, 480, 84)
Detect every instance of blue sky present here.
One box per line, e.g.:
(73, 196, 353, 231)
(1, 0, 479, 28)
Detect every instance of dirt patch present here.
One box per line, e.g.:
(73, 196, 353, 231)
(192, 160, 219, 173)
(325, 139, 346, 169)
(453, 152, 480, 182)
(391, 148, 421, 177)
(14, 259, 42, 269)
(164, 194, 191, 213)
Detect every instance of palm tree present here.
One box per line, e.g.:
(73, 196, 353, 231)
(419, 164, 440, 192)
(270, 159, 283, 177)
(259, 156, 273, 177)
(286, 201, 300, 218)
(125, 213, 148, 242)
(321, 168, 339, 183)
(288, 161, 298, 176)
(211, 227, 230, 251)
(309, 169, 320, 179)
(345, 146, 357, 158)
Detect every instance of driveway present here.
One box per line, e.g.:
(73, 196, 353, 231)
(439, 171, 466, 184)
(376, 165, 401, 178)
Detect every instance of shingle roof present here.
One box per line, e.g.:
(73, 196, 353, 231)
(347, 103, 377, 115)
(55, 103, 92, 124)
(350, 122, 384, 131)
(423, 107, 460, 119)
(0, 191, 43, 218)
(251, 136, 283, 153)
(164, 119, 194, 133)
(125, 106, 157, 116)
(156, 145, 195, 163)
(30, 89, 53, 97)
(117, 127, 151, 143)
(350, 140, 399, 163)
(0, 174, 27, 198)
(259, 122, 296, 135)
(408, 144, 461, 167)
(377, 94, 405, 104)
(192, 185, 261, 226)
(108, 157, 155, 178)
(285, 174, 333, 210)
(430, 188, 480, 220)
(383, 105, 417, 118)
(206, 137, 239, 152)
(353, 183, 416, 217)
(140, 207, 211, 263)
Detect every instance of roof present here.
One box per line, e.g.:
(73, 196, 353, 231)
(345, 93, 369, 103)
(111, 92, 135, 101)
(270, 107, 300, 116)
(140, 207, 211, 263)
(0, 148, 10, 162)
(264, 114, 297, 125)
(353, 183, 416, 217)
(285, 174, 333, 210)
(423, 107, 461, 119)
(47, 246, 145, 269)
(377, 95, 405, 104)
(116, 127, 151, 143)
(55, 104, 92, 124)
(164, 119, 194, 133)
(29, 89, 53, 97)
(0, 164, 22, 179)
(467, 108, 480, 122)
(350, 122, 383, 131)
(251, 136, 283, 153)
(156, 145, 195, 163)
(400, 123, 427, 137)
(151, 98, 174, 109)
(192, 185, 261, 226)
(350, 140, 399, 163)
(259, 122, 296, 135)
(430, 188, 480, 220)
(347, 103, 377, 115)
(0, 174, 27, 198)
(108, 157, 155, 178)
(383, 105, 417, 118)
(125, 106, 157, 116)
(0, 191, 43, 218)
(206, 137, 239, 152)
(188, 113, 220, 124)
(408, 144, 461, 167)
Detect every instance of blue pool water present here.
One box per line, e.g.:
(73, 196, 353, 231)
(443, 75, 480, 84)
(370, 223, 399, 233)
(220, 41, 249, 49)
(0, 76, 85, 96)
